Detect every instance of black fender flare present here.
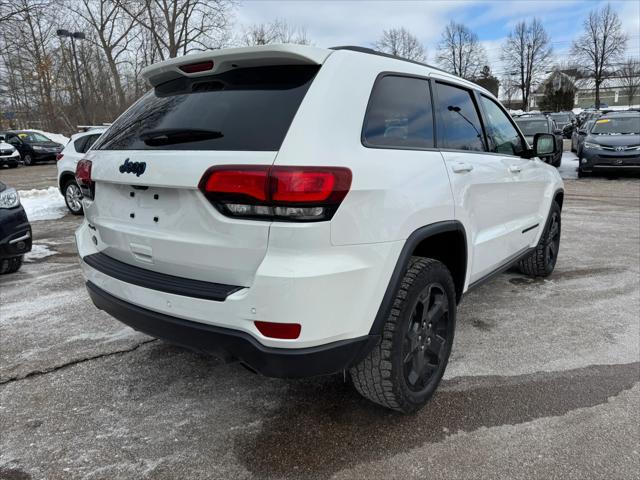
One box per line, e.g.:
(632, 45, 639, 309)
(368, 220, 467, 337)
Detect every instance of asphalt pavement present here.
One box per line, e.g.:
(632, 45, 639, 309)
(0, 158, 638, 480)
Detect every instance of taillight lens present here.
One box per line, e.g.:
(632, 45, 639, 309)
(254, 321, 301, 339)
(179, 60, 214, 73)
(56, 153, 64, 162)
(75, 159, 94, 199)
(198, 166, 352, 222)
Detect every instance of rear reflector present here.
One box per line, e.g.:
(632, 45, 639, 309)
(75, 159, 94, 199)
(56, 153, 64, 162)
(254, 321, 301, 339)
(199, 166, 351, 222)
(179, 61, 214, 74)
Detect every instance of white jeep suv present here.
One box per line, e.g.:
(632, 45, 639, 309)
(75, 45, 563, 412)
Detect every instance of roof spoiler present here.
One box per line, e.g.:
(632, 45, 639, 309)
(141, 44, 332, 87)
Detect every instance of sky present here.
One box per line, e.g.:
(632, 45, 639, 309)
(234, 0, 640, 77)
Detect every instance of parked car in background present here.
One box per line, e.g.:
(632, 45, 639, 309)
(0, 140, 20, 168)
(571, 118, 597, 155)
(548, 112, 576, 138)
(514, 115, 563, 167)
(0, 181, 32, 274)
(578, 112, 640, 177)
(2, 131, 64, 166)
(57, 127, 106, 215)
(75, 45, 563, 413)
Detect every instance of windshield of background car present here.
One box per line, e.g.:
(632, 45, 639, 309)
(550, 113, 570, 123)
(591, 116, 640, 135)
(94, 65, 320, 151)
(515, 120, 549, 135)
(17, 132, 51, 142)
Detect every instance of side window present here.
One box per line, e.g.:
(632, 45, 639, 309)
(479, 95, 525, 156)
(435, 83, 485, 152)
(74, 136, 89, 153)
(363, 75, 434, 149)
(84, 134, 100, 152)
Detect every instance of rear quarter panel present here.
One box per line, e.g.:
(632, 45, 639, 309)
(274, 51, 455, 246)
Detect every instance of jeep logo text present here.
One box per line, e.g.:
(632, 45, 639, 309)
(119, 158, 146, 177)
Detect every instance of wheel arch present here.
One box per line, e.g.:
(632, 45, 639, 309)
(553, 188, 564, 210)
(58, 171, 76, 192)
(368, 221, 467, 337)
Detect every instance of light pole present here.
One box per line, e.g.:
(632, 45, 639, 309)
(57, 29, 89, 123)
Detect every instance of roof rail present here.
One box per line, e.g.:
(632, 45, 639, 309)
(330, 45, 449, 74)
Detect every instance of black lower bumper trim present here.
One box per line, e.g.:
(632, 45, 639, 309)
(86, 281, 377, 378)
(83, 252, 242, 301)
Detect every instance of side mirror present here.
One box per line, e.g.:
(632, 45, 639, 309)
(533, 133, 556, 157)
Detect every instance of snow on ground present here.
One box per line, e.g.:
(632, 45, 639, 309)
(19, 187, 67, 221)
(559, 151, 579, 180)
(29, 129, 70, 145)
(24, 244, 58, 262)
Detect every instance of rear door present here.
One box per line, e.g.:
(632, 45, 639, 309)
(476, 94, 549, 253)
(85, 63, 320, 287)
(433, 81, 513, 283)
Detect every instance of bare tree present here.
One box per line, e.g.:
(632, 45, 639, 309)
(502, 19, 552, 111)
(0, 0, 46, 23)
(618, 58, 640, 106)
(74, 0, 140, 110)
(374, 27, 426, 62)
(436, 21, 487, 80)
(241, 18, 310, 46)
(119, 0, 233, 60)
(571, 4, 628, 109)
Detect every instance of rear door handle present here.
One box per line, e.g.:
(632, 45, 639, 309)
(509, 165, 522, 174)
(451, 162, 474, 173)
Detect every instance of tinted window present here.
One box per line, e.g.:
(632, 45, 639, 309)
(74, 136, 89, 153)
(480, 96, 525, 156)
(95, 65, 319, 151)
(363, 76, 434, 148)
(84, 134, 100, 152)
(435, 83, 485, 151)
(515, 119, 549, 135)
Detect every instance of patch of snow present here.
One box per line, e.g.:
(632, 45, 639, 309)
(28, 129, 70, 146)
(24, 244, 57, 262)
(19, 187, 67, 221)
(559, 151, 579, 180)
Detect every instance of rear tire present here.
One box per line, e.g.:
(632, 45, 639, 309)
(350, 257, 456, 413)
(518, 201, 561, 277)
(63, 179, 84, 215)
(0, 256, 24, 274)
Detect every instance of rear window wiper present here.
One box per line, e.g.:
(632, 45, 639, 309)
(140, 128, 223, 146)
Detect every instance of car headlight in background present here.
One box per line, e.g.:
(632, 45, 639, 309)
(583, 142, 603, 150)
(0, 188, 20, 209)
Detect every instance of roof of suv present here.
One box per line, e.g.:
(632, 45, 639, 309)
(141, 44, 492, 96)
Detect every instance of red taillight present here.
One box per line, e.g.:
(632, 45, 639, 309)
(203, 167, 269, 202)
(75, 159, 94, 199)
(254, 321, 301, 339)
(198, 166, 352, 222)
(56, 153, 64, 162)
(179, 60, 214, 73)
(271, 169, 336, 202)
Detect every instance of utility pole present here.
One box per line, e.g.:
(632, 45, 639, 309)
(57, 29, 89, 123)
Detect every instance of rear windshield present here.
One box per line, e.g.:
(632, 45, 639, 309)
(515, 119, 549, 135)
(94, 65, 319, 151)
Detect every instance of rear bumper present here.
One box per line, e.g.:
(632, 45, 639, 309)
(86, 281, 377, 378)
